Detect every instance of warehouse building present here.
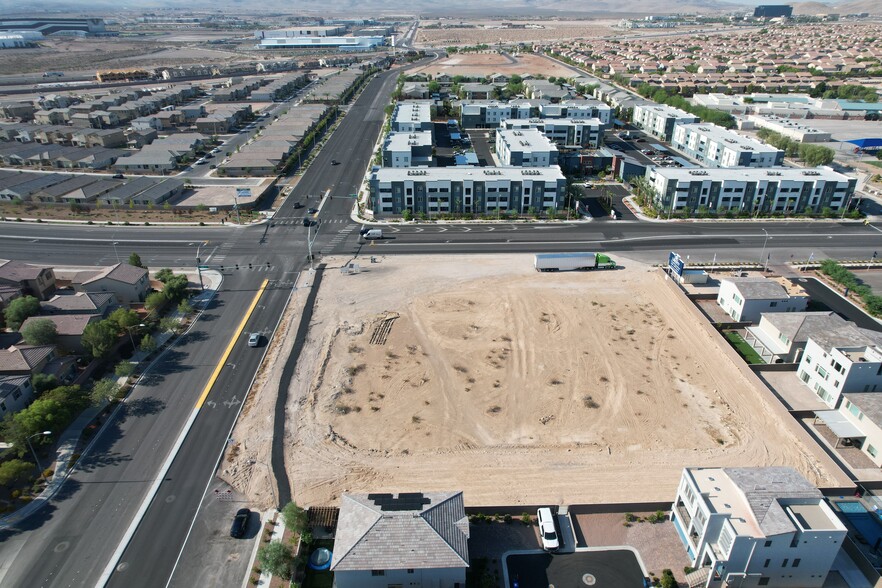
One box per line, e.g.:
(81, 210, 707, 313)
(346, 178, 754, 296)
(257, 36, 384, 50)
(633, 104, 699, 141)
(672, 123, 784, 168)
(369, 166, 566, 216)
(0, 17, 106, 36)
(495, 128, 558, 167)
(648, 166, 856, 216)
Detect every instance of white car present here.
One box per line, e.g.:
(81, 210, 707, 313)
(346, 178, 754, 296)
(537, 507, 560, 552)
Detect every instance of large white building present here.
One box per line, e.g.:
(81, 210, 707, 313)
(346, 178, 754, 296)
(257, 36, 384, 50)
(369, 166, 567, 216)
(797, 325, 882, 408)
(717, 277, 808, 323)
(648, 166, 857, 216)
(392, 101, 433, 134)
(744, 312, 846, 364)
(632, 104, 699, 141)
(743, 115, 833, 143)
(382, 131, 433, 168)
(254, 26, 346, 38)
(539, 99, 612, 125)
(500, 118, 602, 148)
(495, 128, 558, 167)
(672, 467, 847, 588)
(672, 123, 784, 168)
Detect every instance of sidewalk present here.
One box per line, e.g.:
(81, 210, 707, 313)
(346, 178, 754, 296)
(0, 270, 223, 530)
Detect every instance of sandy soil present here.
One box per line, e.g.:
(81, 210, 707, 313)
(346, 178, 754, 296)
(417, 20, 613, 46)
(409, 53, 576, 79)
(270, 254, 835, 508)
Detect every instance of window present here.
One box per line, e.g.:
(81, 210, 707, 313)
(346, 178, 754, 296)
(793, 559, 800, 568)
(868, 445, 878, 458)
(782, 559, 788, 567)
(371, 570, 385, 576)
(406, 188, 412, 196)
(407, 569, 414, 574)
(759, 579, 770, 586)
(770, 301, 778, 307)
(12, 390, 21, 400)
(764, 540, 773, 547)
(764, 559, 770, 568)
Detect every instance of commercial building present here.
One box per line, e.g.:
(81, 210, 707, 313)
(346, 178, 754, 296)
(671, 467, 846, 588)
(254, 27, 346, 39)
(648, 166, 856, 216)
(796, 325, 882, 408)
(671, 123, 784, 168)
(257, 36, 384, 50)
(501, 118, 602, 148)
(717, 276, 808, 323)
(495, 128, 558, 167)
(742, 115, 832, 143)
(0, 17, 106, 36)
(369, 166, 566, 216)
(754, 5, 793, 18)
(392, 101, 433, 134)
(331, 491, 469, 588)
(382, 131, 433, 167)
(632, 104, 699, 141)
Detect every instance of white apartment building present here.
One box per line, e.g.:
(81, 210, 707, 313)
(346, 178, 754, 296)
(648, 166, 857, 216)
(672, 467, 847, 588)
(459, 100, 533, 128)
(539, 99, 612, 125)
(382, 131, 433, 168)
(500, 118, 602, 148)
(717, 277, 809, 323)
(797, 325, 882, 408)
(495, 128, 558, 167)
(632, 103, 699, 141)
(672, 123, 784, 168)
(392, 101, 433, 134)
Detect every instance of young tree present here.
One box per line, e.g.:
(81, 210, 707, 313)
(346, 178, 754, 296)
(154, 268, 174, 283)
(282, 501, 307, 533)
(145, 292, 167, 312)
(140, 333, 157, 354)
(90, 378, 121, 405)
(114, 361, 135, 378)
(162, 274, 189, 303)
(177, 300, 193, 315)
(4, 296, 40, 330)
(257, 541, 294, 580)
(159, 317, 181, 333)
(81, 321, 118, 359)
(128, 252, 145, 268)
(21, 318, 57, 345)
(0, 459, 34, 486)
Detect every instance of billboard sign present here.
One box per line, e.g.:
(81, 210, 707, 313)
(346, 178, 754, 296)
(668, 251, 685, 277)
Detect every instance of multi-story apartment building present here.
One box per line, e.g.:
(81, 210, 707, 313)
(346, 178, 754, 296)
(382, 131, 433, 168)
(369, 166, 566, 216)
(672, 467, 847, 588)
(672, 123, 784, 168)
(632, 104, 699, 141)
(797, 325, 882, 408)
(538, 99, 612, 125)
(460, 100, 534, 128)
(648, 166, 856, 216)
(391, 101, 434, 134)
(500, 118, 602, 148)
(495, 128, 558, 167)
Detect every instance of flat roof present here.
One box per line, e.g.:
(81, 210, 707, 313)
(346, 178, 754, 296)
(497, 128, 557, 154)
(384, 130, 432, 151)
(653, 165, 852, 183)
(675, 122, 781, 154)
(635, 103, 696, 119)
(374, 165, 565, 183)
(393, 101, 432, 124)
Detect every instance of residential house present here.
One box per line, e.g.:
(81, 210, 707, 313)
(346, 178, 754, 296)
(744, 312, 846, 364)
(20, 314, 100, 354)
(40, 291, 114, 316)
(822, 393, 882, 466)
(0, 344, 55, 377)
(330, 491, 469, 588)
(671, 467, 847, 588)
(796, 325, 882, 408)
(717, 277, 808, 323)
(72, 262, 150, 305)
(0, 375, 35, 417)
(0, 259, 56, 300)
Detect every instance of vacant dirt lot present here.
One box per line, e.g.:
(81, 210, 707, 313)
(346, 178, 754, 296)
(417, 20, 613, 46)
(409, 52, 576, 79)
(272, 254, 835, 508)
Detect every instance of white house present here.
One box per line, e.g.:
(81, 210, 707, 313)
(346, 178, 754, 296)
(0, 375, 35, 416)
(797, 325, 882, 408)
(330, 491, 470, 588)
(717, 277, 809, 323)
(671, 467, 847, 588)
(744, 312, 846, 364)
(829, 393, 882, 466)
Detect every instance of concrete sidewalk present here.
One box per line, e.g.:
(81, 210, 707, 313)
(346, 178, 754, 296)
(0, 270, 223, 530)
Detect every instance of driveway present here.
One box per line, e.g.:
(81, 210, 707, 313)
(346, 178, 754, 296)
(506, 549, 646, 588)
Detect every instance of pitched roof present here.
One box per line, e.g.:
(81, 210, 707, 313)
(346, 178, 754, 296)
(760, 311, 846, 342)
(21, 313, 98, 336)
(724, 467, 822, 537)
(331, 491, 469, 572)
(0, 374, 29, 401)
(724, 277, 788, 299)
(73, 263, 148, 286)
(41, 291, 114, 314)
(0, 344, 54, 373)
(0, 259, 48, 282)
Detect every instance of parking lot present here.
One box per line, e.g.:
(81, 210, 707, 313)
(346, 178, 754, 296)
(506, 549, 647, 588)
(604, 129, 689, 169)
(578, 184, 637, 221)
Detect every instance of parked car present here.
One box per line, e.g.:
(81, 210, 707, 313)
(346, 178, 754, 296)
(248, 333, 260, 347)
(112, 173, 125, 179)
(537, 507, 560, 552)
(230, 508, 250, 538)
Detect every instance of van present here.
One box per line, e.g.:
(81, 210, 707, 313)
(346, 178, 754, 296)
(362, 229, 383, 240)
(536, 507, 560, 552)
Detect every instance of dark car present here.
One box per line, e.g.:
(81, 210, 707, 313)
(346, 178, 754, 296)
(205, 153, 214, 159)
(303, 218, 314, 227)
(307, 207, 318, 214)
(112, 173, 125, 179)
(292, 202, 303, 209)
(331, 160, 340, 165)
(230, 508, 250, 538)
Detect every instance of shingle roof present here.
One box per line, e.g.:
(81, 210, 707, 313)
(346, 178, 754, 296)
(73, 263, 147, 286)
(0, 345, 54, 373)
(724, 467, 822, 537)
(330, 491, 469, 572)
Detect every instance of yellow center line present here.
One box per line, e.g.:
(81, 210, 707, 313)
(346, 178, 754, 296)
(196, 278, 269, 409)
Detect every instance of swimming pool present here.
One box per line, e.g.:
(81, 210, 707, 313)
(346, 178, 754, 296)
(836, 500, 871, 514)
(834, 501, 882, 548)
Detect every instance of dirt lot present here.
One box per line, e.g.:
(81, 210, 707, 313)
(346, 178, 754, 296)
(409, 52, 576, 79)
(226, 254, 835, 509)
(417, 20, 613, 46)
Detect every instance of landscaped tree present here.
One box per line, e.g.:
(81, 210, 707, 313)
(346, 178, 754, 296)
(159, 316, 181, 333)
(81, 321, 118, 359)
(140, 333, 157, 353)
(107, 308, 140, 334)
(257, 541, 294, 580)
(2, 385, 85, 456)
(154, 268, 174, 283)
(145, 291, 167, 312)
(0, 459, 34, 486)
(114, 361, 135, 378)
(4, 296, 40, 330)
(31, 373, 58, 394)
(282, 501, 308, 533)
(162, 274, 189, 303)
(89, 378, 121, 405)
(128, 252, 145, 269)
(21, 318, 57, 345)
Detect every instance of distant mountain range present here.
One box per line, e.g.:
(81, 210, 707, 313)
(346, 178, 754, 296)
(0, 0, 877, 18)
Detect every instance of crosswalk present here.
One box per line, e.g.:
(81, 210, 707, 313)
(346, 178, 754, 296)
(320, 224, 358, 255)
(272, 217, 352, 226)
(210, 241, 236, 265)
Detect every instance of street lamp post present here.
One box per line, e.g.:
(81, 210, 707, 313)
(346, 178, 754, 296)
(759, 229, 771, 272)
(124, 323, 147, 351)
(195, 241, 207, 291)
(112, 241, 120, 263)
(26, 431, 52, 480)
(803, 252, 814, 273)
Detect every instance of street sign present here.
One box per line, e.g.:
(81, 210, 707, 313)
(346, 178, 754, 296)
(668, 251, 685, 277)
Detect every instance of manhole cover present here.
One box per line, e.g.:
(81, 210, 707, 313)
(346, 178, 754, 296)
(53, 541, 69, 553)
(582, 573, 597, 585)
(116, 562, 129, 573)
(165, 495, 175, 503)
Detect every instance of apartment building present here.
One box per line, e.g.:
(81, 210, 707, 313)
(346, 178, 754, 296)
(672, 123, 784, 168)
(501, 118, 602, 148)
(797, 325, 882, 408)
(495, 128, 558, 167)
(632, 104, 699, 141)
(648, 167, 856, 216)
(672, 467, 846, 588)
(717, 277, 809, 323)
(460, 100, 534, 128)
(392, 101, 434, 134)
(369, 166, 566, 216)
(382, 131, 433, 167)
(539, 99, 612, 125)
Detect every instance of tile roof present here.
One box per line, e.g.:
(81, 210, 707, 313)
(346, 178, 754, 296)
(0, 374, 29, 400)
(73, 263, 148, 286)
(0, 259, 48, 282)
(331, 491, 469, 572)
(0, 344, 54, 373)
(724, 467, 822, 537)
(41, 292, 114, 314)
(21, 313, 98, 336)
